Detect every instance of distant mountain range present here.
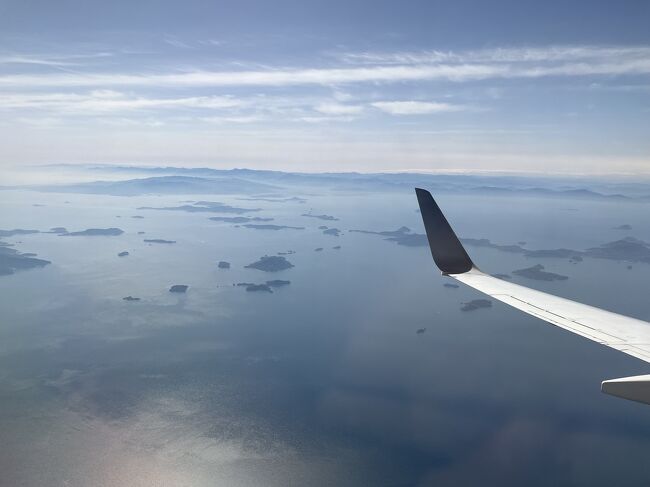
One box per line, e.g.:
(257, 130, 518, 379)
(23, 175, 279, 196)
(8, 165, 650, 200)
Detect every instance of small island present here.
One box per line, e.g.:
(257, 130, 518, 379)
(245, 255, 294, 272)
(209, 216, 273, 223)
(585, 237, 650, 263)
(314, 247, 323, 252)
(0, 229, 39, 237)
(169, 284, 188, 293)
(139, 201, 260, 214)
(238, 196, 306, 203)
(244, 283, 273, 293)
(61, 228, 124, 236)
(242, 224, 305, 231)
(351, 226, 428, 247)
(123, 296, 140, 301)
(0, 229, 50, 276)
(117, 251, 129, 257)
(416, 328, 427, 334)
(236, 279, 291, 293)
(492, 273, 512, 280)
(302, 213, 339, 221)
(266, 279, 290, 287)
(277, 250, 296, 255)
(323, 228, 341, 237)
(144, 239, 176, 244)
(461, 299, 493, 312)
(513, 264, 568, 281)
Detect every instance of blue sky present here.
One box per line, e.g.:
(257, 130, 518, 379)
(1, 0, 649, 174)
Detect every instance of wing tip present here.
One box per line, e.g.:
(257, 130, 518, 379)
(415, 188, 475, 275)
(602, 375, 650, 405)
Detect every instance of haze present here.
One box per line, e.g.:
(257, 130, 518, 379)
(2, 2, 650, 486)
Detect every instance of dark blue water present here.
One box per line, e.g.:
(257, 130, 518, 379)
(1, 188, 650, 486)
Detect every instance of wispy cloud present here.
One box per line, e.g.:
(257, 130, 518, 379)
(163, 37, 194, 49)
(371, 101, 467, 115)
(1, 45, 649, 89)
(337, 45, 650, 65)
(314, 103, 364, 115)
(199, 115, 264, 124)
(0, 90, 243, 113)
(0, 51, 114, 67)
(1, 44, 648, 173)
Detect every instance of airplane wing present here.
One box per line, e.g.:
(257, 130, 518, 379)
(415, 188, 650, 405)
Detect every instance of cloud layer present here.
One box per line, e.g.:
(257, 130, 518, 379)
(0, 44, 649, 173)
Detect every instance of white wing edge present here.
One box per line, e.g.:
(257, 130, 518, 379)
(415, 188, 650, 405)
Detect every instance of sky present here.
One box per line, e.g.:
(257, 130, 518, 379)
(1, 0, 649, 175)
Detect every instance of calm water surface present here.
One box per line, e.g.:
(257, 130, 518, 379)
(1, 189, 650, 486)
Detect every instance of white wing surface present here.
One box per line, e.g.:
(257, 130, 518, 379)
(415, 188, 650, 405)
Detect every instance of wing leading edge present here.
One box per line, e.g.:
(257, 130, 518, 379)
(415, 188, 650, 405)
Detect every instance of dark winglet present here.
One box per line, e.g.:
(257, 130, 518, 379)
(415, 188, 475, 274)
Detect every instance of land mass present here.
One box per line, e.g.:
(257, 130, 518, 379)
(61, 228, 124, 236)
(237, 279, 291, 293)
(0, 229, 39, 237)
(461, 299, 493, 312)
(209, 216, 273, 223)
(462, 236, 650, 264)
(169, 284, 188, 293)
(302, 213, 339, 221)
(0, 243, 50, 276)
(242, 224, 305, 231)
(244, 283, 273, 293)
(512, 264, 569, 281)
(245, 256, 294, 272)
(266, 279, 291, 287)
(144, 239, 176, 244)
(239, 196, 307, 203)
(350, 226, 428, 247)
(28, 175, 279, 196)
(139, 200, 259, 215)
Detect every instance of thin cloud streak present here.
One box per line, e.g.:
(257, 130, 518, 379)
(314, 103, 364, 115)
(371, 101, 467, 114)
(0, 51, 114, 66)
(337, 45, 650, 65)
(0, 91, 243, 113)
(1, 48, 649, 88)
